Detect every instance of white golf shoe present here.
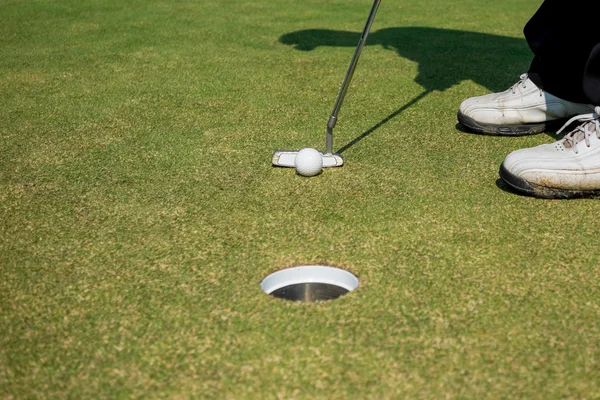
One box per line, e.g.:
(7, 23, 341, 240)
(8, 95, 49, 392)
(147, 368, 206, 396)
(500, 107, 600, 199)
(458, 74, 595, 135)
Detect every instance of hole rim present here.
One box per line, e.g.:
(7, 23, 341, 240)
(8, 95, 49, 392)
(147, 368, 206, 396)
(261, 265, 359, 297)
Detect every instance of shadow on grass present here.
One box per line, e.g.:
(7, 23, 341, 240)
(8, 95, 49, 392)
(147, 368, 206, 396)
(279, 27, 533, 152)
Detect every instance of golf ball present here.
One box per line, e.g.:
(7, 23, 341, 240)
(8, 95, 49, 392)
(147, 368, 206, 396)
(295, 148, 323, 176)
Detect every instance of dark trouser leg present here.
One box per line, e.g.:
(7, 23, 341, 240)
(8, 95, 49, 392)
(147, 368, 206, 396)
(525, 0, 600, 104)
(583, 44, 600, 105)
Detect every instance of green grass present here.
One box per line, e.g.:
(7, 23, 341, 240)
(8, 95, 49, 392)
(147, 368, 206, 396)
(1, 0, 599, 398)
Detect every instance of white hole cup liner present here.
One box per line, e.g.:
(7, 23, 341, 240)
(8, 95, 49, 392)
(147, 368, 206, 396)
(261, 265, 359, 295)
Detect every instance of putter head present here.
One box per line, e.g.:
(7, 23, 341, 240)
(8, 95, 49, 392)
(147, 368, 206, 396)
(272, 150, 344, 168)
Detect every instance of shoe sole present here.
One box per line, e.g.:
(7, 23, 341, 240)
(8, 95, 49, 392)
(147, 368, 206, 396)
(499, 163, 600, 199)
(457, 111, 568, 136)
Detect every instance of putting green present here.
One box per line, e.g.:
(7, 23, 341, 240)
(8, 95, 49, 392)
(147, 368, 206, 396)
(1, 0, 599, 398)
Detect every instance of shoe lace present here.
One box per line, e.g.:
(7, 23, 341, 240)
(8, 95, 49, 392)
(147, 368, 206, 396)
(510, 73, 543, 96)
(556, 106, 600, 154)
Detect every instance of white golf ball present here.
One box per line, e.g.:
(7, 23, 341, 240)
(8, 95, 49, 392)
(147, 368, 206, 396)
(295, 148, 323, 176)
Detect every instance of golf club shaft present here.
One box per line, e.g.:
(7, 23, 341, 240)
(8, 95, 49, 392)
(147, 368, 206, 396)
(326, 0, 382, 154)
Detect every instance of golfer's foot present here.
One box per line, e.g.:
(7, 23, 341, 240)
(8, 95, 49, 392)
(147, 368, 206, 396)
(499, 107, 600, 199)
(458, 73, 595, 136)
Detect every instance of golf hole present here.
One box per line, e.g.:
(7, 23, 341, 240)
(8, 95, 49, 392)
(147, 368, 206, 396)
(261, 265, 359, 303)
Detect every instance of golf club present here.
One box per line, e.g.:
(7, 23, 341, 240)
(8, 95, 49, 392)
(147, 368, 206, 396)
(272, 0, 382, 168)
